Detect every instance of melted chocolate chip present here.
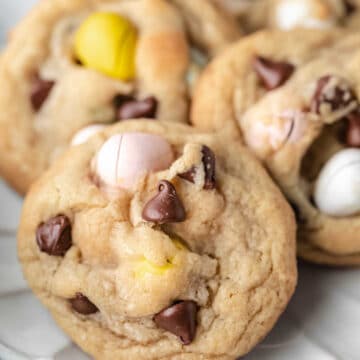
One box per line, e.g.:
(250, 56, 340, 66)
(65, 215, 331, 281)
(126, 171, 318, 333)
(178, 167, 196, 184)
(202, 146, 216, 190)
(36, 215, 72, 256)
(346, 111, 360, 147)
(30, 76, 55, 111)
(117, 96, 158, 120)
(142, 180, 186, 224)
(69, 293, 99, 315)
(154, 301, 198, 345)
(311, 75, 358, 115)
(179, 146, 216, 189)
(253, 56, 295, 90)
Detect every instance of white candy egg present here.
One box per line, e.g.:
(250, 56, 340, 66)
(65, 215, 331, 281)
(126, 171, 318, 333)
(71, 124, 106, 146)
(314, 149, 360, 217)
(274, 0, 335, 30)
(94, 132, 174, 190)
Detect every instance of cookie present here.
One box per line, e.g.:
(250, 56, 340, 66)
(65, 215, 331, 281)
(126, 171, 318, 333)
(239, 35, 360, 265)
(192, 31, 360, 265)
(18, 120, 296, 359)
(0, 0, 241, 195)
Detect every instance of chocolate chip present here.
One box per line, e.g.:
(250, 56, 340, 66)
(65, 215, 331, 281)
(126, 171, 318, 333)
(142, 180, 186, 224)
(179, 146, 216, 190)
(178, 167, 196, 184)
(36, 215, 72, 256)
(253, 56, 295, 90)
(117, 96, 158, 120)
(69, 293, 99, 315)
(202, 146, 216, 190)
(343, 0, 356, 15)
(311, 75, 358, 115)
(346, 110, 360, 147)
(113, 94, 135, 108)
(30, 76, 55, 111)
(154, 301, 198, 345)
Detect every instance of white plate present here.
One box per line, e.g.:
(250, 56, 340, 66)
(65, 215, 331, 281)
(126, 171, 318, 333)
(1, 2, 360, 359)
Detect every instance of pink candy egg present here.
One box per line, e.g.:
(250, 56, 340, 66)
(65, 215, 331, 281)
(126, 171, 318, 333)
(94, 133, 174, 190)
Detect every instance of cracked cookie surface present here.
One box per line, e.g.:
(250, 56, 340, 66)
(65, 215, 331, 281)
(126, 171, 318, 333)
(18, 120, 296, 359)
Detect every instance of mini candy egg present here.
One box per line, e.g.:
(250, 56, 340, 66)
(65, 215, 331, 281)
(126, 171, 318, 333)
(314, 148, 360, 217)
(134, 238, 186, 278)
(94, 133, 174, 190)
(135, 257, 174, 278)
(71, 124, 106, 146)
(274, 0, 336, 30)
(74, 12, 137, 80)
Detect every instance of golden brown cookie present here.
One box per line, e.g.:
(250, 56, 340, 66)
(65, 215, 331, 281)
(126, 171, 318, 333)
(18, 120, 296, 359)
(0, 0, 241, 195)
(192, 30, 360, 265)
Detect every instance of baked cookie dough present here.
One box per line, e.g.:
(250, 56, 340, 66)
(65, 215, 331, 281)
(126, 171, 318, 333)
(192, 31, 360, 265)
(18, 120, 296, 359)
(192, 29, 341, 132)
(0, 0, 241, 195)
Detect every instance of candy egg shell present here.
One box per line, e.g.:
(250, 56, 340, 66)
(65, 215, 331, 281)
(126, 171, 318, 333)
(71, 124, 106, 146)
(74, 12, 137, 80)
(95, 133, 174, 190)
(314, 149, 360, 217)
(135, 257, 174, 278)
(274, 0, 335, 30)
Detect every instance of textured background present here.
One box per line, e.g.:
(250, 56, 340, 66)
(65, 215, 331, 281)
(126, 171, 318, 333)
(0, 1, 360, 359)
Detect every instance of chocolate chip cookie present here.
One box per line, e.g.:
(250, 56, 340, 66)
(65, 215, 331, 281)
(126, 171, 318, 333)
(0, 0, 241, 195)
(192, 31, 360, 265)
(18, 120, 296, 359)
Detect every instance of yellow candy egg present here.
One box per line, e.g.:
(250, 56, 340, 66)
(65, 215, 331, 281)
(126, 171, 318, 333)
(74, 12, 137, 80)
(134, 238, 188, 278)
(135, 257, 174, 278)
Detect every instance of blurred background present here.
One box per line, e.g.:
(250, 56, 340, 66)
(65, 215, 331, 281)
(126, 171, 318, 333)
(0, 0, 35, 46)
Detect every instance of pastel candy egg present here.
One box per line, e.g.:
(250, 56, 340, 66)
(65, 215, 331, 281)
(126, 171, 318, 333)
(314, 149, 360, 217)
(135, 257, 174, 278)
(71, 124, 106, 146)
(74, 12, 137, 80)
(134, 239, 186, 278)
(94, 133, 174, 190)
